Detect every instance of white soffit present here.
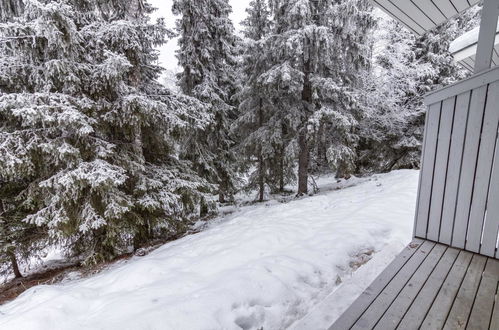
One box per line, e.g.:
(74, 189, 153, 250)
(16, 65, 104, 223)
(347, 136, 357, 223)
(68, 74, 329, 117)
(449, 21, 499, 71)
(371, 0, 482, 35)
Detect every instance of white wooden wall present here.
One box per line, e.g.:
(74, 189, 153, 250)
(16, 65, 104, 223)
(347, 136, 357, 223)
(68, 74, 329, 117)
(415, 66, 499, 258)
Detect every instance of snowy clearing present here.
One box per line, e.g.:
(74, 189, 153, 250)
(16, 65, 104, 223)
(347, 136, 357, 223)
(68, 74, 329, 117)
(0, 170, 418, 330)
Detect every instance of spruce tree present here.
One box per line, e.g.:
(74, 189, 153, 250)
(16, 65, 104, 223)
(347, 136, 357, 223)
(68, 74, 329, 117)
(233, 0, 274, 201)
(173, 0, 239, 203)
(262, 0, 374, 194)
(0, 0, 211, 271)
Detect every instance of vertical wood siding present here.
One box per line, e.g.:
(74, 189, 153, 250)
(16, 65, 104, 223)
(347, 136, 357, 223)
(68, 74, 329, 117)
(417, 68, 499, 258)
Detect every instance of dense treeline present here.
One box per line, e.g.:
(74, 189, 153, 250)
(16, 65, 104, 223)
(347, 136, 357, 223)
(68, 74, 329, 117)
(0, 0, 479, 278)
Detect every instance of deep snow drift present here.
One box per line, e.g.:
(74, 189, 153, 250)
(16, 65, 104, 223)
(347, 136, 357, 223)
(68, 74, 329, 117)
(0, 170, 418, 330)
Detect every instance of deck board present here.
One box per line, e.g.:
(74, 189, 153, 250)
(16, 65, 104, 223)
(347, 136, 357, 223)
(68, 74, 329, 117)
(350, 241, 435, 330)
(420, 250, 473, 330)
(467, 258, 499, 329)
(491, 281, 499, 330)
(397, 247, 459, 329)
(329, 241, 498, 330)
(329, 239, 424, 330)
(443, 254, 487, 330)
(373, 244, 447, 330)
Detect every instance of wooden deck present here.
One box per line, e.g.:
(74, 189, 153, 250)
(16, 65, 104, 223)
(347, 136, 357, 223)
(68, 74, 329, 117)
(330, 239, 499, 330)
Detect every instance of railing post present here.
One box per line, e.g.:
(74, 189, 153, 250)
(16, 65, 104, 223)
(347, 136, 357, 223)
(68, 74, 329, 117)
(474, 0, 499, 73)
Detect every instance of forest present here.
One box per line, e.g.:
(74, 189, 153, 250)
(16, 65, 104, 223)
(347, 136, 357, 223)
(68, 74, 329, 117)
(0, 0, 480, 280)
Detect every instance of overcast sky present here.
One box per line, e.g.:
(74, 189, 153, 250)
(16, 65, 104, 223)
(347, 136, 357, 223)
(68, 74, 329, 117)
(148, 0, 251, 71)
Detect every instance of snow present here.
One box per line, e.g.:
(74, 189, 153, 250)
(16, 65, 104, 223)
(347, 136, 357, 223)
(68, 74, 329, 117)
(0, 170, 419, 330)
(449, 21, 499, 62)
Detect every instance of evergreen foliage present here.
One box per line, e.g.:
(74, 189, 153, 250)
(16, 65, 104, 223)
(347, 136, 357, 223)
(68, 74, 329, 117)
(233, 0, 277, 201)
(0, 0, 484, 280)
(0, 0, 211, 273)
(256, 0, 375, 195)
(357, 7, 480, 173)
(173, 0, 240, 203)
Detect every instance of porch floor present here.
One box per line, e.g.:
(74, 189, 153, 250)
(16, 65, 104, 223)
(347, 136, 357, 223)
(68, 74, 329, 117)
(329, 239, 499, 330)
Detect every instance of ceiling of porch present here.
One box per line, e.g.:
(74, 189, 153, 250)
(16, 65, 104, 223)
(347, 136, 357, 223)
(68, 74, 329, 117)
(372, 0, 481, 35)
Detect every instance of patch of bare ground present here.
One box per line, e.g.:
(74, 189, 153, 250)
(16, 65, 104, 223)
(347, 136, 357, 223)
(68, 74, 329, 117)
(349, 248, 375, 272)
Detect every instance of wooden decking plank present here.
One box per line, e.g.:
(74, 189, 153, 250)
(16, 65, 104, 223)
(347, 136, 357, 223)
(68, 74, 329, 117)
(396, 247, 460, 330)
(350, 241, 436, 330)
(328, 239, 424, 330)
(467, 258, 499, 329)
(420, 250, 473, 330)
(373, 244, 448, 330)
(490, 281, 499, 330)
(443, 254, 488, 330)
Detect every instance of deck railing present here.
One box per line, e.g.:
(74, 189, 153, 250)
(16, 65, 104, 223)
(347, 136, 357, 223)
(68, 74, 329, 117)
(414, 65, 499, 258)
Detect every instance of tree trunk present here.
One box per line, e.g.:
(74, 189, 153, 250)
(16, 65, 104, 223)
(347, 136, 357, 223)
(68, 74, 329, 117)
(317, 121, 328, 170)
(279, 146, 285, 192)
(8, 251, 22, 279)
(278, 122, 287, 193)
(218, 186, 226, 203)
(297, 129, 309, 195)
(298, 47, 312, 196)
(258, 154, 265, 202)
(258, 98, 265, 202)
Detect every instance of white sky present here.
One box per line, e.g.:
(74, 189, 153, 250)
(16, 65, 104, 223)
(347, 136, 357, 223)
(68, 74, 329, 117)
(148, 0, 251, 71)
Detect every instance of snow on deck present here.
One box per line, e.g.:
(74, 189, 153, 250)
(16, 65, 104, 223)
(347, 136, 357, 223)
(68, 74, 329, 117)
(0, 170, 418, 330)
(449, 21, 499, 63)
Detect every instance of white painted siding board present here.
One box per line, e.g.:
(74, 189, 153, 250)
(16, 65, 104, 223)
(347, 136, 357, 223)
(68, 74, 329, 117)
(479, 85, 499, 257)
(425, 66, 499, 105)
(440, 92, 471, 245)
(467, 81, 499, 253)
(416, 102, 442, 238)
(432, 0, 459, 18)
(428, 97, 456, 241)
(452, 86, 488, 249)
(480, 146, 499, 257)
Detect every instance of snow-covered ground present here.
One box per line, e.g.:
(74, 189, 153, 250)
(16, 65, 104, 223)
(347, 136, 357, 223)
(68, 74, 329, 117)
(0, 170, 419, 330)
